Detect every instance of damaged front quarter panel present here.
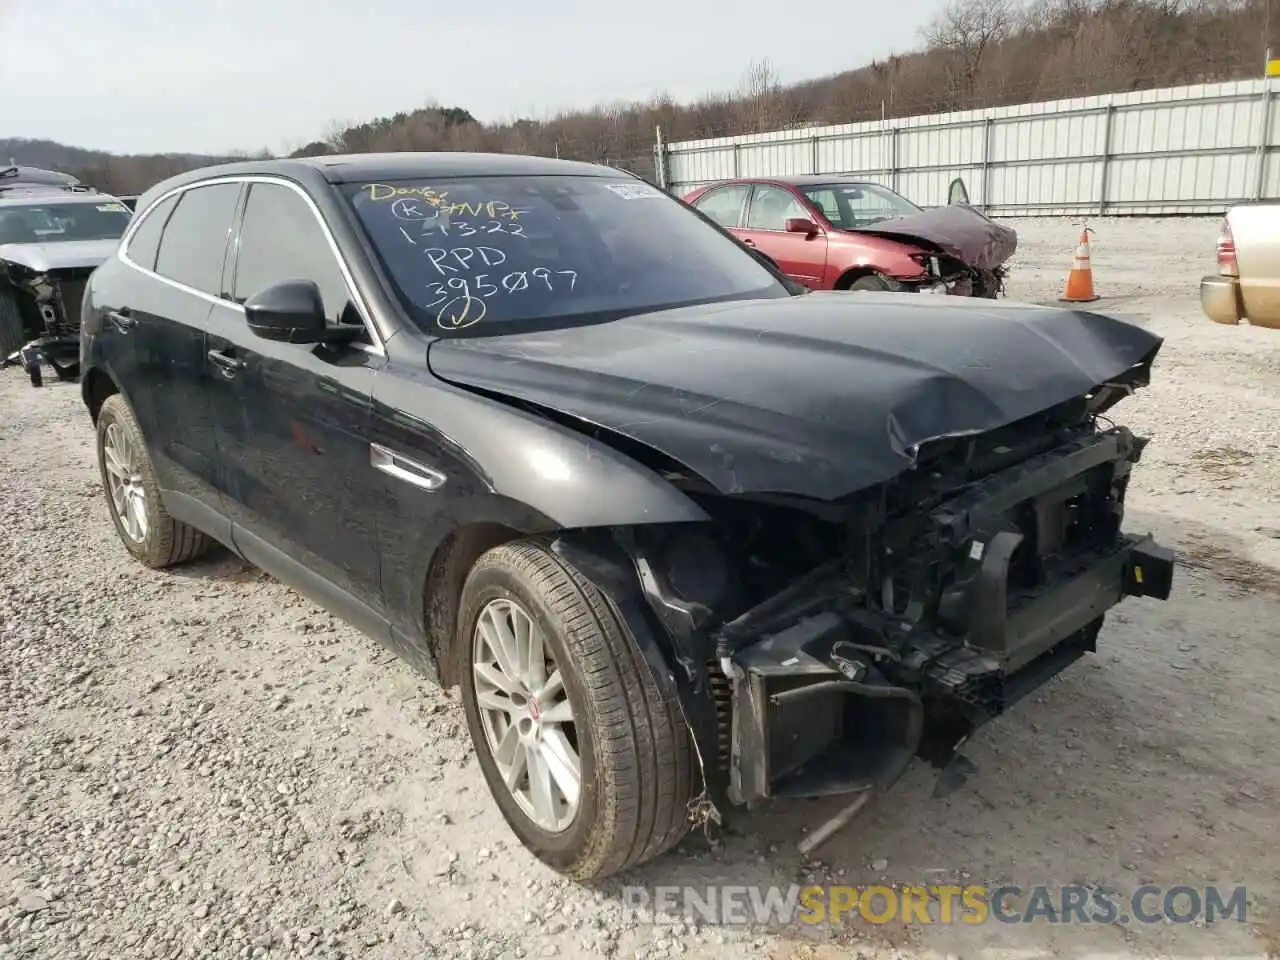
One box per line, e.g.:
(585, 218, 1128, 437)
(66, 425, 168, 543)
(540, 363, 1174, 842)
(548, 526, 731, 829)
(432, 295, 1175, 852)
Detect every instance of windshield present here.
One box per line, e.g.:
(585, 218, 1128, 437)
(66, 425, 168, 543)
(341, 175, 789, 336)
(797, 183, 921, 230)
(0, 200, 132, 244)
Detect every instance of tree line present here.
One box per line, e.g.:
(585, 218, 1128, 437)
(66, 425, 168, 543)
(18, 0, 1270, 195)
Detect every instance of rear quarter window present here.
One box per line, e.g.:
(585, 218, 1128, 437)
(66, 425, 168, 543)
(124, 194, 179, 272)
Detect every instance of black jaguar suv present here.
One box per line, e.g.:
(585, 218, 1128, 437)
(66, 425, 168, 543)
(79, 152, 1173, 879)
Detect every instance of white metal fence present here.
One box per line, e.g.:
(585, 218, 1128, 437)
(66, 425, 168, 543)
(655, 79, 1280, 216)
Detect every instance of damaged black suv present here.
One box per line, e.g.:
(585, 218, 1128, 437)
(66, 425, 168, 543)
(78, 152, 1174, 880)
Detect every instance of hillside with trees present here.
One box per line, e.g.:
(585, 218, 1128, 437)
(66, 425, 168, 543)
(4, 0, 1266, 195)
(0, 138, 247, 196)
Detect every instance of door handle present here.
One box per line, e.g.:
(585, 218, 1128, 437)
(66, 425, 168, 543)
(741, 238, 756, 246)
(207, 348, 246, 376)
(105, 310, 135, 333)
(369, 442, 447, 492)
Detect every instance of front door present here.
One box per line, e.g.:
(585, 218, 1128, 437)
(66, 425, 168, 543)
(737, 184, 827, 287)
(204, 179, 388, 639)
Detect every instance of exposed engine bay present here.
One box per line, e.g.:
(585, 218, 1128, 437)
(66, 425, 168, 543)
(895, 250, 1006, 298)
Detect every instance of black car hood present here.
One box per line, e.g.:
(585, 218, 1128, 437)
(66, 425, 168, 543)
(426, 293, 1161, 501)
(854, 205, 1017, 271)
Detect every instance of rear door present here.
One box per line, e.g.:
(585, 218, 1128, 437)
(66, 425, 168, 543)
(738, 184, 827, 287)
(100, 182, 241, 540)
(205, 178, 389, 639)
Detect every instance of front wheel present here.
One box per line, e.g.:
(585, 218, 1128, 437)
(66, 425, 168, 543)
(458, 539, 697, 880)
(844, 274, 891, 292)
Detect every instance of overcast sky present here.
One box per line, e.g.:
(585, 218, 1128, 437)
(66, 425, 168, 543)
(2, 0, 942, 156)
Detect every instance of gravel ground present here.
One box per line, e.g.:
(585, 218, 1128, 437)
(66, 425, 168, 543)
(1, 216, 1278, 960)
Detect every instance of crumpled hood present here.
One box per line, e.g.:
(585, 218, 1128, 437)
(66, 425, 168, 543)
(427, 292, 1161, 501)
(854, 205, 1017, 271)
(0, 239, 119, 273)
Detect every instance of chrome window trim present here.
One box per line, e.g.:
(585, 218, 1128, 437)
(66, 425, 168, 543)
(117, 174, 386, 357)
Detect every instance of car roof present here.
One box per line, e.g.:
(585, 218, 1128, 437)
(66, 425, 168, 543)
(686, 175, 889, 197)
(302, 152, 626, 183)
(781, 175, 886, 186)
(131, 152, 638, 218)
(144, 152, 627, 194)
(741, 175, 887, 187)
(0, 187, 123, 207)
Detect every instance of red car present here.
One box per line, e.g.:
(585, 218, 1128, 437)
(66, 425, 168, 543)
(682, 176, 1015, 298)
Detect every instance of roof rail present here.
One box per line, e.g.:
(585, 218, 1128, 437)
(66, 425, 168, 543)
(0, 182, 96, 197)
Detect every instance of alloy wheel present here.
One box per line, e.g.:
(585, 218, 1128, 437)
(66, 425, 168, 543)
(472, 598, 581, 833)
(102, 421, 148, 543)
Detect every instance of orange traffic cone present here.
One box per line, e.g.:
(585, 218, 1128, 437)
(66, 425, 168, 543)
(1060, 225, 1099, 303)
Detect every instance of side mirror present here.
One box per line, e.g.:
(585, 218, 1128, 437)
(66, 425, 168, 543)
(947, 177, 971, 206)
(244, 280, 328, 343)
(785, 217, 819, 237)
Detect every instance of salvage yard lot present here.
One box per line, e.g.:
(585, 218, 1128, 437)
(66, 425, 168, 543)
(1, 215, 1278, 960)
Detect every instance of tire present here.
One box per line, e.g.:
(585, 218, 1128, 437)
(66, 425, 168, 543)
(458, 539, 696, 880)
(0, 286, 26, 357)
(95, 394, 212, 568)
(844, 274, 891, 292)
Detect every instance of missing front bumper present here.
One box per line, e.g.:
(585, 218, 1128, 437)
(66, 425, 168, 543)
(722, 428, 1175, 806)
(726, 533, 1172, 805)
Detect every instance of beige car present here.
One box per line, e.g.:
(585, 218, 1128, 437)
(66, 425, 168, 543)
(1201, 201, 1280, 329)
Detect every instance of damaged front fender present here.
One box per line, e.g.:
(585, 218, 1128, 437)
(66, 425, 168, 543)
(547, 527, 728, 821)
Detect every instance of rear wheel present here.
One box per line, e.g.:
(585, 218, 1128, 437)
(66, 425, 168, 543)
(96, 394, 212, 568)
(458, 539, 697, 880)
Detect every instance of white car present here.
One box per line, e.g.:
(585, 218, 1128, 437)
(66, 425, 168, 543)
(0, 169, 133, 386)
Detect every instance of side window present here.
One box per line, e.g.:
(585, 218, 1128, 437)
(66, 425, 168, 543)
(693, 184, 749, 229)
(233, 182, 352, 323)
(123, 194, 178, 271)
(745, 185, 807, 231)
(154, 183, 240, 294)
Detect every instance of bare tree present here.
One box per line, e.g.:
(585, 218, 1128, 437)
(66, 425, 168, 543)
(738, 57, 783, 132)
(923, 0, 1018, 99)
